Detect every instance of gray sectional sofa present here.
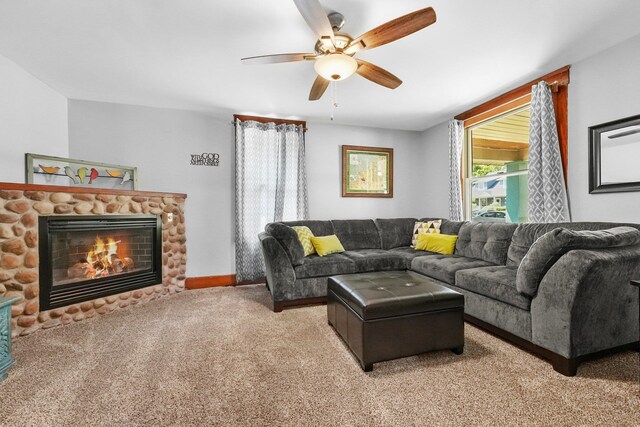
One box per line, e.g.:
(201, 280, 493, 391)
(258, 217, 640, 375)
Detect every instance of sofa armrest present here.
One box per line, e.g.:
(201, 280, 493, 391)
(530, 245, 640, 358)
(259, 232, 296, 302)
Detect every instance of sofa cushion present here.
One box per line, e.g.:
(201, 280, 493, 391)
(342, 249, 407, 273)
(410, 254, 494, 285)
(455, 222, 517, 265)
(374, 218, 417, 249)
(292, 226, 316, 256)
(411, 220, 442, 247)
(420, 218, 465, 235)
(516, 226, 640, 297)
(415, 233, 458, 254)
(281, 220, 334, 237)
(506, 222, 640, 267)
(264, 222, 305, 266)
(331, 219, 381, 250)
(310, 234, 346, 256)
(455, 266, 531, 311)
(389, 246, 435, 268)
(294, 254, 356, 279)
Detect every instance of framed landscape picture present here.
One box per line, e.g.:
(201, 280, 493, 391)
(342, 145, 393, 198)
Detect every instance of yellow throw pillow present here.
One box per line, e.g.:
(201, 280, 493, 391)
(292, 226, 316, 256)
(310, 235, 345, 257)
(411, 220, 442, 247)
(415, 233, 458, 255)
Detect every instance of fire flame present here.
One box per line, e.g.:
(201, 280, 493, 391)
(67, 236, 134, 281)
(86, 237, 119, 269)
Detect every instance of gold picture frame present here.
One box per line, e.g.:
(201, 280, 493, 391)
(341, 145, 393, 198)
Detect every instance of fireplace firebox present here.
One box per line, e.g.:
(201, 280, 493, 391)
(39, 215, 162, 310)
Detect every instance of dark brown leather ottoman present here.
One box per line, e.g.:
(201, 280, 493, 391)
(327, 271, 464, 372)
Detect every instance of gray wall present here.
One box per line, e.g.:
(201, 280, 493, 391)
(68, 101, 427, 277)
(306, 122, 425, 220)
(416, 122, 450, 218)
(68, 100, 235, 278)
(13, 32, 640, 280)
(567, 33, 640, 221)
(0, 53, 68, 182)
(420, 33, 640, 223)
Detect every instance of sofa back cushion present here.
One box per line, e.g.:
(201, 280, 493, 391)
(507, 222, 640, 267)
(420, 218, 465, 236)
(331, 219, 381, 250)
(374, 218, 417, 249)
(280, 220, 334, 237)
(264, 222, 305, 266)
(454, 222, 517, 265)
(516, 226, 640, 297)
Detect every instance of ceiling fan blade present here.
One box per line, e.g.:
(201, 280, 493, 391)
(241, 53, 316, 64)
(309, 75, 329, 100)
(293, 0, 335, 45)
(345, 7, 436, 54)
(356, 60, 402, 89)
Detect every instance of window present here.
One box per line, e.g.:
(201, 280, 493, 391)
(465, 106, 530, 223)
(454, 66, 570, 224)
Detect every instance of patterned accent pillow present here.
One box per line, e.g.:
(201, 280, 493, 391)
(411, 220, 442, 248)
(292, 226, 316, 256)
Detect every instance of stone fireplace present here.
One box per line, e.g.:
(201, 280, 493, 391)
(0, 183, 186, 338)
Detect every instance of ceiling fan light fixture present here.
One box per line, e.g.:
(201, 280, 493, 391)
(314, 53, 357, 81)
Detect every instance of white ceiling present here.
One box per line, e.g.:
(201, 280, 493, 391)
(1, 0, 639, 131)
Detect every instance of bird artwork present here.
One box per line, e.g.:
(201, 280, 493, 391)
(88, 168, 99, 184)
(121, 171, 131, 185)
(77, 167, 88, 184)
(38, 164, 60, 174)
(64, 166, 79, 184)
(105, 170, 122, 177)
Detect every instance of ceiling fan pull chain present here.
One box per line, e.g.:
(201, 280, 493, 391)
(330, 81, 341, 121)
(330, 81, 338, 121)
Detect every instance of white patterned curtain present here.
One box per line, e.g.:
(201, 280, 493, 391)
(235, 120, 309, 281)
(528, 82, 570, 222)
(448, 119, 464, 221)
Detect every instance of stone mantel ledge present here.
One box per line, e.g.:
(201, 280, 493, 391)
(0, 182, 187, 338)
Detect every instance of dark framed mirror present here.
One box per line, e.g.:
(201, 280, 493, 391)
(589, 114, 640, 194)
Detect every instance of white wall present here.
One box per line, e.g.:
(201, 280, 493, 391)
(68, 100, 234, 277)
(0, 53, 68, 181)
(420, 33, 640, 223)
(305, 123, 426, 220)
(568, 33, 640, 222)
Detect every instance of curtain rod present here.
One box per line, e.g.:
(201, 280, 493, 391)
(230, 120, 308, 132)
(233, 114, 306, 128)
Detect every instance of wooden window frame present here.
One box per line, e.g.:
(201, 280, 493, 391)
(455, 65, 570, 181)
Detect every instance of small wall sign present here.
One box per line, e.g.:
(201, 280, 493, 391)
(190, 153, 220, 166)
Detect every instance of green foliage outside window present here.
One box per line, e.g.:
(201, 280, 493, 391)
(472, 164, 505, 177)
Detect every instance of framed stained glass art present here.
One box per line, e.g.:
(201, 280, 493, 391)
(25, 153, 138, 190)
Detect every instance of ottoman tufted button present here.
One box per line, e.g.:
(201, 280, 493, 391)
(376, 286, 386, 290)
(405, 283, 416, 287)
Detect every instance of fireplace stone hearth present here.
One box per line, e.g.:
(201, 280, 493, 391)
(0, 183, 187, 338)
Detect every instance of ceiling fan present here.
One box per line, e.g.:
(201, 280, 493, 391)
(241, 0, 437, 101)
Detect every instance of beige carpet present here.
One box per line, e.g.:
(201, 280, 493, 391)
(1, 285, 638, 426)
